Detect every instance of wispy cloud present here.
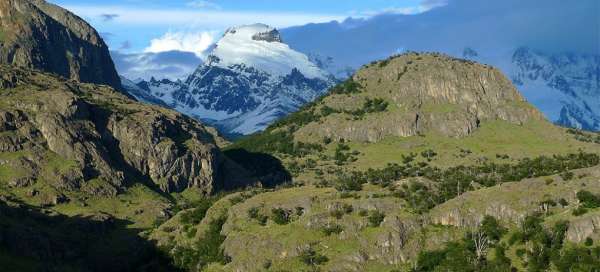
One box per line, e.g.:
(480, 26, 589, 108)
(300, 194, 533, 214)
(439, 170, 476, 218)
(351, 0, 448, 17)
(99, 32, 115, 40)
(186, 0, 221, 10)
(99, 13, 119, 22)
(119, 40, 132, 50)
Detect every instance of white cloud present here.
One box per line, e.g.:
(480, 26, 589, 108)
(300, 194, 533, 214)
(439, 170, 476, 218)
(186, 0, 221, 10)
(112, 50, 203, 80)
(144, 31, 215, 58)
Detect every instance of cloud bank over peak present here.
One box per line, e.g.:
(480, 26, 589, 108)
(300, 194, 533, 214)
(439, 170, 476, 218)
(144, 31, 216, 58)
(112, 50, 202, 81)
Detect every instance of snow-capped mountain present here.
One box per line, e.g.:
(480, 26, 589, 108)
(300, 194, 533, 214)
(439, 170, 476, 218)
(508, 48, 600, 130)
(456, 47, 600, 131)
(124, 24, 336, 136)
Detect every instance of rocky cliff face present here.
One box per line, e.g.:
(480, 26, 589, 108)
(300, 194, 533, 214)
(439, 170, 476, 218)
(0, 0, 122, 90)
(0, 65, 230, 198)
(293, 52, 545, 143)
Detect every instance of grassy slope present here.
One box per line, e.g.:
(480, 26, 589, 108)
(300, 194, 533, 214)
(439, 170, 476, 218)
(345, 120, 595, 169)
(207, 54, 600, 271)
(156, 164, 600, 271)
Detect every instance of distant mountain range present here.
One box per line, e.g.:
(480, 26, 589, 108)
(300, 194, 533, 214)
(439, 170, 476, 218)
(123, 24, 336, 136)
(121, 1, 598, 134)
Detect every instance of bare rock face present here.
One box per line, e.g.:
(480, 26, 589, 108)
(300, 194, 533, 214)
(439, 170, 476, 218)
(0, 0, 122, 90)
(0, 65, 227, 196)
(252, 28, 283, 43)
(295, 53, 545, 143)
(566, 212, 600, 243)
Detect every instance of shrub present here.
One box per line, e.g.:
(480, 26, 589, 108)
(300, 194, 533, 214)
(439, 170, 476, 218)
(229, 195, 245, 205)
(247, 207, 260, 219)
(368, 211, 385, 227)
(322, 224, 344, 236)
(180, 198, 214, 225)
(421, 149, 438, 161)
(573, 207, 588, 216)
(320, 106, 339, 117)
(585, 237, 594, 246)
(558, 198, 569, 206)
(194, 216, 229, 269)
(295, 207, 305, 216)
(401, 153, 417, 164)
(330, 79, 362, 95)
(172, 216, 229, 270)
(363, 98, 388, 113)
(330, 209, 345, 219)
(334, 175, 363, 192)
(333, 143, 353, 165)
(299, 248, 329, 266)
(271, 208, 292, 225)
(561, 171, 575, 181)
(480, 216, 507, 242)
(576, 190, 600, 208)
(257, 214, 268, 226)
(343, 203, 354, 214)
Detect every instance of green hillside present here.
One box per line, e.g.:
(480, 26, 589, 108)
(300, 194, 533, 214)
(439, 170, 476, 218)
(156, 53, 600, 271)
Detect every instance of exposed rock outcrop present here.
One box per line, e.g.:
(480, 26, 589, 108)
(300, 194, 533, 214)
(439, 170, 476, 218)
(566, 211, 600, 243)
(295, 53, 545, 143)
(0, 65, 234, 196)
(0, 0, 122, 90)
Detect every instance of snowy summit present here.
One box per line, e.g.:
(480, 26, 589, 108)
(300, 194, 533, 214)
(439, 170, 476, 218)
(123, 23, 337, 136)
(209, 24, 328, 79)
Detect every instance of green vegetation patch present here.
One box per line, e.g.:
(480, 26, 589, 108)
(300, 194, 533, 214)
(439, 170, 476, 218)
(330, 78, 363, 95)
(171, 216, 229, 270)
(417, 214, 600, 271)
(43, 151, 78, 175)
(323, 151, 600, 213)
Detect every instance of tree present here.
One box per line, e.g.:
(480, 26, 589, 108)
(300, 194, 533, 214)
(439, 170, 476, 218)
(471, 231, 489, 263)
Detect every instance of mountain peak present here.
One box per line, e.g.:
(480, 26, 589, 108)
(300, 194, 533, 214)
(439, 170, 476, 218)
(209, 23, 326, 79)
(224, 23, 283, 43)
(0, 0, 122, 90)
(123, 23, 337, 136)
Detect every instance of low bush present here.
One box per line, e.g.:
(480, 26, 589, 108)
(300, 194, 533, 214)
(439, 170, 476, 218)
(368, 211, 385, 227)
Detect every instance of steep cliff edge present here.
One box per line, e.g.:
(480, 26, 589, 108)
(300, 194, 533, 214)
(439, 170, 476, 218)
(0, 0, 122, 90)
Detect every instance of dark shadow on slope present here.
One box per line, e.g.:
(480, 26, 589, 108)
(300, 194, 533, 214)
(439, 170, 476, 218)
(222, 148, 292, 188)
(0, 198, 179, 272)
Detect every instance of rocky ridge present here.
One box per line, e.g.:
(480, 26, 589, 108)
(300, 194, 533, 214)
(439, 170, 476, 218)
(0, 0, 122, 90)
(290, 52, 545, 143)
(0, 65, 239, 198)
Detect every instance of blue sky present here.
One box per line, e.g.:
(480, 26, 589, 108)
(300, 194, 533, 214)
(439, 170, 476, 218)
(50, 0, 443, 54)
